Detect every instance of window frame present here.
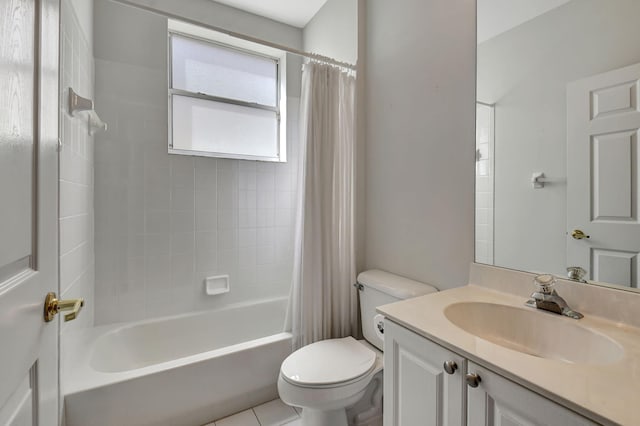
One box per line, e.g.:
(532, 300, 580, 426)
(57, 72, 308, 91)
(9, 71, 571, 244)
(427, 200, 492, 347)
(167, 20, 287, 162)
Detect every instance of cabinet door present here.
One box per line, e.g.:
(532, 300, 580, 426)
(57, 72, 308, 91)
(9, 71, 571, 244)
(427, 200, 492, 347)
(466, 362, 598, 426)
(384, 320, 466, 426)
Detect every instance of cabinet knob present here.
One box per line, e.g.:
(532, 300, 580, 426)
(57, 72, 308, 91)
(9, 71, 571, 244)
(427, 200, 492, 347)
(465, 373, 481, 388)
(443, 360, 458, 375)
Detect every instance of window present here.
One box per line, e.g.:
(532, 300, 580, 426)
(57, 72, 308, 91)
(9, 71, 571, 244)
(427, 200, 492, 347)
(168, 20, 287, 162)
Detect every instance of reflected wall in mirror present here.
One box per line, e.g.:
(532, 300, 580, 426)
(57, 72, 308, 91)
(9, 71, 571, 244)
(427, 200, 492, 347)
(475, 0, 640, 291)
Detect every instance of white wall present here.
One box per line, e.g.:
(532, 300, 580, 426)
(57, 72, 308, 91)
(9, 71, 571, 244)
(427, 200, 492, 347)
(68, 0, 93, 48)
(303, 0, 358, 64)
(363, 0, 476, 290)
(59, 0, 95, 334)
(108, 0, 302, 50)
(355, 0, 366, 273)
(93, 0, 301, 324)
(477, 0, 640, 275)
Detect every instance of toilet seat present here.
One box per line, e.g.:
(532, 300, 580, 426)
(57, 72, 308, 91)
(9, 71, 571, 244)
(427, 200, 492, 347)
(280, 337, 376, 388)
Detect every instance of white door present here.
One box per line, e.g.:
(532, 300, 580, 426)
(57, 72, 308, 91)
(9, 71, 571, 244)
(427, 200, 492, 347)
(0, 0, 60, 424)
(466, 363, 597, 426)
(567, 63, 640, 288)
(384, 320, 466, 426)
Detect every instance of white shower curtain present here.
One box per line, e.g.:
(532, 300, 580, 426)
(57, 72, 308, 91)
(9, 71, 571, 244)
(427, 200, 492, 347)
(286, 62, 357, 349)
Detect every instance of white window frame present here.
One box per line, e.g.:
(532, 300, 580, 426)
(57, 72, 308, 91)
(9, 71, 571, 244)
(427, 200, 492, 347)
(167, 19, 287, 162)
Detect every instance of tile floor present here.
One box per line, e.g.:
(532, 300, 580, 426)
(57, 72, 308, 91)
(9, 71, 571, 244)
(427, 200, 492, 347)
(205, 398, 302, 426)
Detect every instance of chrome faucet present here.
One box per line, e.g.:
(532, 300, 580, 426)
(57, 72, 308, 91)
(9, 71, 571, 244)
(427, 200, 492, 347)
(525, 274, 583, 319)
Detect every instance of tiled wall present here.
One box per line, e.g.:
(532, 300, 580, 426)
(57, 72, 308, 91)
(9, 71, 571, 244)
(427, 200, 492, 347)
(475, 103, 494, 265)
(59, 0, 95, 334)
(93, 0, 300, 324)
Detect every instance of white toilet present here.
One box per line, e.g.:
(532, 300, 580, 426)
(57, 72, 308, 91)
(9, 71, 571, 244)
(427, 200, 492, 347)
(278, 270, 437, 426)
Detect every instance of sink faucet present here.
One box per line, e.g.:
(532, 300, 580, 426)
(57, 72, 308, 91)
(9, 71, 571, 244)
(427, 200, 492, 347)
(526, 274, 583, 319)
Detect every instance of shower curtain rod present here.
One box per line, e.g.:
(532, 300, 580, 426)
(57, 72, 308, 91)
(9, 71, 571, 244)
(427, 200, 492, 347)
(110, 0, 357, 71)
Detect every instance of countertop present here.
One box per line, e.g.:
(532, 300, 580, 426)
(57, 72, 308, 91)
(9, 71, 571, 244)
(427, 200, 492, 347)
(377, 284, 640, 426)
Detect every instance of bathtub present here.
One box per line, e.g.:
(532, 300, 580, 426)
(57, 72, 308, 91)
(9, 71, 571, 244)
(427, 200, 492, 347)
(62, 297, 292, 426)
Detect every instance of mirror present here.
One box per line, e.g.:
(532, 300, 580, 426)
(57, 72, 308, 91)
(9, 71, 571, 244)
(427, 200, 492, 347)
(475, 0, 640, 291)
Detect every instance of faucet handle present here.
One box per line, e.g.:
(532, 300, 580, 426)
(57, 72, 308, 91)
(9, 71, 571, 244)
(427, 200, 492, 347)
(566, 266, 587, 282)
(533, 274, 556, 294)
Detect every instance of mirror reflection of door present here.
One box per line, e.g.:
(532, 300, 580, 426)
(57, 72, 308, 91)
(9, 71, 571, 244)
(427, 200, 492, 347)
(567, 63, 640, 288)
(476, 0, 640, 290)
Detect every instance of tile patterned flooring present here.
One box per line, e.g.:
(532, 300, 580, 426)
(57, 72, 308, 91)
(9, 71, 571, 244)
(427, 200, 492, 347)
(205, 398, 302, 426)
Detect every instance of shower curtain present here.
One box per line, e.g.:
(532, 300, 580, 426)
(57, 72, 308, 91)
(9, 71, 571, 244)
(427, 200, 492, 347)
(286, 62, 357, 349)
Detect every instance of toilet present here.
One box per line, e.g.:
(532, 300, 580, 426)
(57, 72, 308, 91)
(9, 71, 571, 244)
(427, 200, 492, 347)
(278, 269, 437, 426)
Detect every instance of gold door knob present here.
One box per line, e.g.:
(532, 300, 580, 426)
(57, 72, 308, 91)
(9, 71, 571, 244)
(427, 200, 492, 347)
(571, 229, 590, 240)
(44, 292, 84, 322)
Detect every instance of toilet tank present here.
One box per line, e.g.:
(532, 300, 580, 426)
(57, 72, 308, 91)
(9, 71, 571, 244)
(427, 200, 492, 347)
(357, 270, 437, 351)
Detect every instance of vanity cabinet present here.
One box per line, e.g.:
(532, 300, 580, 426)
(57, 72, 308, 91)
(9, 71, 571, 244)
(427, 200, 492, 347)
(466, 362, 597, 426)
(384, 320, 597, 426)
(383, 320, 466, 425)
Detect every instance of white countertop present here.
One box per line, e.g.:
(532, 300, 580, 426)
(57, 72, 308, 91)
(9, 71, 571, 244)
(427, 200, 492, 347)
(377, 284, 640, 426)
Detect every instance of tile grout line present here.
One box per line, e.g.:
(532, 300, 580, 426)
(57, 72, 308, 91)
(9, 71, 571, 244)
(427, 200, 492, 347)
(213, 399, 301, 425)
(251, 408, 262, 425)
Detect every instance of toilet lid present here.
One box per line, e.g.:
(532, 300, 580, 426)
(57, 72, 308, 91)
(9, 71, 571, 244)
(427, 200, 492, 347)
(281, 337, 376, 386)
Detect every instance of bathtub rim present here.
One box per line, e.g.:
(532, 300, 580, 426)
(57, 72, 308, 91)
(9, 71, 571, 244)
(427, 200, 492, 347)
(62, 297, 292, 396)
(88, 295, 289, 371)
(63, 330, 293, 426)
(92, 295, 289, 337)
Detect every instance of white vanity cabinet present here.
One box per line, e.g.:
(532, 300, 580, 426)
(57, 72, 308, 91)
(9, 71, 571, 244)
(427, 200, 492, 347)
(383, 320, 466, 425)
(466, 362, 598, 426)
(384, 320, 597, 426)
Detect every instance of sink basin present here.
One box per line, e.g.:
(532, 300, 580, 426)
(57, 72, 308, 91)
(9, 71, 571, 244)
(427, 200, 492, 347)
(444, 302, 623, 364)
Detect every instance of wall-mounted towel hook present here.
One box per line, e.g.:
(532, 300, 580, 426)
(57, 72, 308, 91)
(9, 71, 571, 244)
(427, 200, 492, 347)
(69, 87, 93, 114)
(88, 111, 108, 135)
(68, 87, 108, 135)
(531, 172, 547, 189)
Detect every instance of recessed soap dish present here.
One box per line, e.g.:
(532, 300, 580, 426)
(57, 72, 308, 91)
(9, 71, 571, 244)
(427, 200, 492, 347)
(205, 275, 230, 295)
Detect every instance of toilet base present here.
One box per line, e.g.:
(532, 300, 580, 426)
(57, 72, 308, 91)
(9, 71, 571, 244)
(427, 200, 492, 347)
(347, 372, 383, 426)
(301, 408, 348, 426)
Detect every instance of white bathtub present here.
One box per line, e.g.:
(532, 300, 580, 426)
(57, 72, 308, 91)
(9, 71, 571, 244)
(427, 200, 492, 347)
(63, 297, 292, 426)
